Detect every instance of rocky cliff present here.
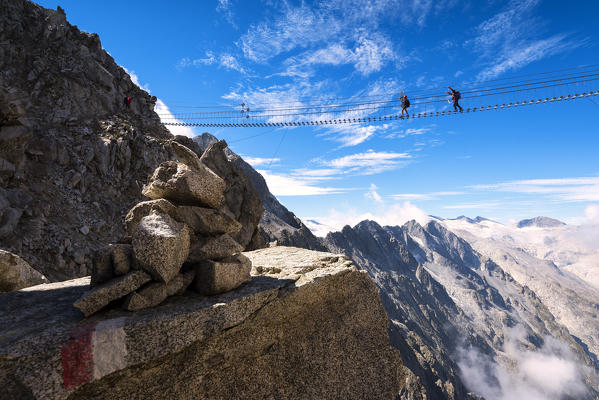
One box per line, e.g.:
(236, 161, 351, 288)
(323, 219, 599, 399)
(0, 0, 271, 283)
(0, 246, 406, 400)
(0, 0, 178, 281)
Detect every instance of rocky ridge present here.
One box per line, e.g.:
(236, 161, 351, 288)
(322, 219, 599, 398)
(0, 246, 406, 400)
(0, 0, 179, 281)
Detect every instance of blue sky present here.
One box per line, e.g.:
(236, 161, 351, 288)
(39, 0, 599, 230)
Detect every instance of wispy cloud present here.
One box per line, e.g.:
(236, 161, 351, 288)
(477, 34, 573, 80)
(322, 149, 412, 174)
(216, 0, 237, 29)
(472, 177, 599, 202)
(179, 52, 248, 74)
(285, 31, 397, 76)
(242, 156, 280, 166)
(384, 127, 431, 139)
(390, 191, 464, 201)
(443, 202, 503, 210)
(256, 169, 348, 196)
(470, 0, 577, 80)
(365, 183, 383, 203)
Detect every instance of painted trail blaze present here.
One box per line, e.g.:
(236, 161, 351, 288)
(61, 324, 97, 389)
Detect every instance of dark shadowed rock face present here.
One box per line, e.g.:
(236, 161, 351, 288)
(323, 220, 474, 400)
(0, 0, 177, 281)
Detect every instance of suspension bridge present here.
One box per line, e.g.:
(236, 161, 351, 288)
(158, 64, 599, 128)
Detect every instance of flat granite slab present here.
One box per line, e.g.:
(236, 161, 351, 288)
(0, 247, 358, 400)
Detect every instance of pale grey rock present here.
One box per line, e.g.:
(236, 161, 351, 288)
(0, 249, 48, 292)
(124, 199, 178, 237)
(187, 233, 244, 263)
(123, 282, 167, 311)
(199, 140, 264, 248)
(193, 253, 252, 295)
(141, 161, 225, 209)
(165, 269, 196, 296)
(73, 270, 151, 317)
(170, 141, 203, 171)
(125, 199, 241, 238)
(109, 243, 132, 276)
(132, 213, 190, 283)
(195, 133, 325, 252)
(175, 205, 242, 235)
(1, 247, 404, 400)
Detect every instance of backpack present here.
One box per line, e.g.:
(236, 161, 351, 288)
(405, 98, 410, 107)
(454, 91, 461, 100)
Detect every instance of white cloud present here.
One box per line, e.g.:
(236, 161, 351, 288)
(239, 3, 331, 62)
(390, 191, 464, 201)
(323, 149, 411, 174)
(291, 32, 396, 76)
(257, 169, 347, 196)
(365, 183, 383, 203)
(155, 99, 196, 138)
(470, 0, 577, 80)
(242, 156, 280, 167)
(122, 67, 150, 92)
(477, 35, 573, 80)
(472, 177, 599, 202)
(385, 127, 431, 139)
(179, 52, 247, 74)
(219, 54, 246, 73)
(458, 325, 589, 400)
(179, 51, 216, 67)
(443, 202, 502, 209)
(585, 204, 599, 223)
(217, 0, 237, 29)
(352, 33, 396, 75)
(304, 201, 431, 235)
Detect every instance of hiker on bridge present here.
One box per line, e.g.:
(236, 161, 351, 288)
(401, 95, 410, 117)
(447, 87, 463, 112)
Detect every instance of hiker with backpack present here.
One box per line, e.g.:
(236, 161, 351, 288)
(401, 95, 410, 117)
(447, 87, 463, 112)
(123, 96, 132, 110)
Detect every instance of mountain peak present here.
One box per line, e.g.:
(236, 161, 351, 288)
(516, 216, 566, 228)
(449, 215, 490, 224)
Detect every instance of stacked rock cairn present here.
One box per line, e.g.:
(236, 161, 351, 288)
(74, 142, 252, 317)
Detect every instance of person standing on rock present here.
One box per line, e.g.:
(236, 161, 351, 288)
(124, 96, 132, 110)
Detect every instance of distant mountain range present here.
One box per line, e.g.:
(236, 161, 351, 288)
(227, 157, 599, 398)
(516, 216, 566, 228)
